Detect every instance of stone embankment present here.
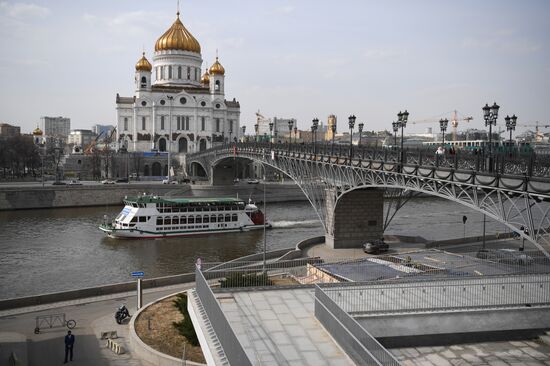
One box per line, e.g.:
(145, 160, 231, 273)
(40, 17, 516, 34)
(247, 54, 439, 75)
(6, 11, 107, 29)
(0, 183, 306, 210)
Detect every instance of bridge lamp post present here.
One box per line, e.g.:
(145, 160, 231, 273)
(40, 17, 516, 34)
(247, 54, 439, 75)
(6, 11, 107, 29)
(269, 121, 274, 146)
(311, 118, 319, 155)
(331, 122, 336, 155)
(358, 122, 364, 147)
(439, 118, 449, 148)
(288, 120, 294, 152)
(348, 115, 356, 163)
(505, 114, 517, 153)
(166, 95, 174, 182)
(392, 121, 399, 149)
(254, 123, 259, 143)
(293, 126, 298, 145)
(398, 110, 409, 165)
(482, 102, 499, 172)
(241, 125, 246, 142)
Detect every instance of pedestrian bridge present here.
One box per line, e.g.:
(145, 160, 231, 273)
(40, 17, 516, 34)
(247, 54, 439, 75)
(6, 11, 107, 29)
(186, 143, 550, 256)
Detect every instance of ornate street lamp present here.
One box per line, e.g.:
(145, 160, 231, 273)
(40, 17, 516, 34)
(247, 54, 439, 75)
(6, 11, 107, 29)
(288, 120, 294, 151)
(397, 110, 409, 165)
(348, 115, 356, 163)
(331, 121, 336, 155)
(392, 121, 399, 148)
(312, 118, 319, 155)
(358, 122, 364, 147)
(293, 126, 298, 144)
(483, 102, 499, 171)
(439, 118, 449, 148)
(505, 114, 517, 153)
(241, 125, 246, 142)
(269, 121, 274, 146)
(254, 123, 259, 142)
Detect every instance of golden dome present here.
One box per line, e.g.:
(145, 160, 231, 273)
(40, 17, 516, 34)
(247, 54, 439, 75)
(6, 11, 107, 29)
(32, 127, 43, 136)
(155, 12, 201, 53)
(200, 69, 210, 85)
(135, 52, 152, 72)
(209, 57, 225, 75)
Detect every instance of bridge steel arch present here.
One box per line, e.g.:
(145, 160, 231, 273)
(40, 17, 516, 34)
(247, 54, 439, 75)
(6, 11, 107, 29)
(187, 144, 550, 258)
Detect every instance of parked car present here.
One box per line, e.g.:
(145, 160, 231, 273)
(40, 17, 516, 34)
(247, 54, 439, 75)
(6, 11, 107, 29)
(116, 178, 129, 183)
(101, 179, 116, 184)
(363, 239, 389, 254)
(162, 178, 177, 184)
(52, 181, 66, 185)
(67, 180, 82, 185)
(476, 248, 534, 265)
(247, 179, 260, 184)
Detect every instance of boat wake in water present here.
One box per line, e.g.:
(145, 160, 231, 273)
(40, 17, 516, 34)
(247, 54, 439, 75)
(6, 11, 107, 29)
(271, 220, 321, 229)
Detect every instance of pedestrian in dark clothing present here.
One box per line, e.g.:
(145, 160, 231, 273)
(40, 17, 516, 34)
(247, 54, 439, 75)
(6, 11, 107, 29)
(64, 330, 75, 363)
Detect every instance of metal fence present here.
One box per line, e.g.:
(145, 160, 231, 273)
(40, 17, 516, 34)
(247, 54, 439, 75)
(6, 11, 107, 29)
(315, 285, 401, 365)
(320, 273, 550, 315)
(195, 266, 252, 366)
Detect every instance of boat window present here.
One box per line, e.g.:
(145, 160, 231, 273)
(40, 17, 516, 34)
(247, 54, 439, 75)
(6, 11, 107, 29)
(164, 217, 171, 225)
(232, 214, 238, 222)
(218, 214, 224, 222)
(181, 216, 187, 224)
(130, 217, 138, 223)
(210, 215, 216, 223)
(196, 216, 202, 224)
(188, 216, 195, 224)
(138, 216, 146, 222)
(203, 216, 210, 223)
(180, 207, 187, 213)
(188, 207, 195, 213)
(225, 214, 231, 222)
(157, 217, 163, 225)
(173, 216, 179, 225)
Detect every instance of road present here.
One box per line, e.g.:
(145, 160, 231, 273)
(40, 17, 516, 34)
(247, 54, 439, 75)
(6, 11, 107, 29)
(0, 282, 195, 366)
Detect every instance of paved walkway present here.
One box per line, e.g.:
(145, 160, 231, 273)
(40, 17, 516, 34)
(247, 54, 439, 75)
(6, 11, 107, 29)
(0, 283, 193, 366)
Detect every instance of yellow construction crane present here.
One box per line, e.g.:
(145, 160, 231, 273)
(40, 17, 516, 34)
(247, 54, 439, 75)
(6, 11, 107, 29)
(410, 110, 473, 141)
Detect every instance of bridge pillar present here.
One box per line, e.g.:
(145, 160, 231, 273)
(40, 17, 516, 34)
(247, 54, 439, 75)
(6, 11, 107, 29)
(325, 188, 384, 249)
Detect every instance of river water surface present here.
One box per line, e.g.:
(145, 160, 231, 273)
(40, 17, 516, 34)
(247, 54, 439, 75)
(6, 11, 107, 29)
(0, 198, 508, 299)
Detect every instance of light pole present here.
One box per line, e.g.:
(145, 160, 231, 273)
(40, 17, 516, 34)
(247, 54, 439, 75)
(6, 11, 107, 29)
(293, 126, 298, 144)
(348, 115, 356, 163)
(331, 122, 336, 155)
(229, 124, 233, 145)
(166, 95, 174, 181)
(312, 118, 319, 155)
(358, 122, 364, 147)
(505, 114, 517, 153)
(288, 120, 294, 151)
(439, 118, 449, 148)
(254, 123, 259, 142)
(241, 125, 246, 142)
(392, 121, 399, 149)
(482, 102, 499, 172)
(269, 121, 274, 147)
(397, 110, 409, 165)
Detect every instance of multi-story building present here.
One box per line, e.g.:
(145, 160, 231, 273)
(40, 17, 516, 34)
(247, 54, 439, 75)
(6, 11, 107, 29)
(115, 8, 240, 154)
(68, 129, 95, 149)
(0, 123, 21, 139)
(40, 116, 70, 139)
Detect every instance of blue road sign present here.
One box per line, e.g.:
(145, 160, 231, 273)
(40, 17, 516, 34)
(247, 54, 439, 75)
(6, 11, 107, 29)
(131, 271, 144, 278)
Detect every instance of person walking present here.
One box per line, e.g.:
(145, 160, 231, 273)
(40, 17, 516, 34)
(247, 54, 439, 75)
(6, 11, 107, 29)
(64, 330, 75, 363)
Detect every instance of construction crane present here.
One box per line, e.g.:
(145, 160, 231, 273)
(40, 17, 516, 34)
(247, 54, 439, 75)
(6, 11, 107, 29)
(84, 130, 105, 155)
(410, 110, 473, 141)
(101, 127, 117, 151)
(520, 122, 550, 143)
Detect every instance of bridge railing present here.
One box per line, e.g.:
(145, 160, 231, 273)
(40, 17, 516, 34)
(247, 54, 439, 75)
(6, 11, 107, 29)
(193, 142, 550, 179)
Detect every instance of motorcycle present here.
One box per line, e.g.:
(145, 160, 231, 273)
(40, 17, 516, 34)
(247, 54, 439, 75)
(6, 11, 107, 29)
(115, 305, 130, 324)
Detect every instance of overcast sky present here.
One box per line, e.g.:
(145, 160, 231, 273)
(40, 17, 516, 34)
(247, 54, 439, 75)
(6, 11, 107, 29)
(1, 0, 549, 135)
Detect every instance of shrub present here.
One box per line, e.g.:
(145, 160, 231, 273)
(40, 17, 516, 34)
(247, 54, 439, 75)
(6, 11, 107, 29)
(219, 272, 273, 288)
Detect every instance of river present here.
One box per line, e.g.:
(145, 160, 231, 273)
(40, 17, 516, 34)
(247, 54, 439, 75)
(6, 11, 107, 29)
(0, 197, 508, 300)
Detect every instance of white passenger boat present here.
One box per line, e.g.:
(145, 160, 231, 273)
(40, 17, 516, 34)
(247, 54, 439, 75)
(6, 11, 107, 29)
(99, 195, 269, 239)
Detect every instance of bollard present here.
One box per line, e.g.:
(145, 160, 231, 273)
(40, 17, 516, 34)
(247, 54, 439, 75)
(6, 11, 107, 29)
(137, 278, 142, 310)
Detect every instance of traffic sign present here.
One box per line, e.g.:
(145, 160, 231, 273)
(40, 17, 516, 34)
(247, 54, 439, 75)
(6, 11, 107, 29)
(131, 271, 144, 278)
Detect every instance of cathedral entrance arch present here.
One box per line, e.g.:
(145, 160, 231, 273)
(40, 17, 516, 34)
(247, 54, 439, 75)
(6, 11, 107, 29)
(199, 139, 207, 151)
(159, 138, 167, 152)
(152, 162, 162, 176)
(178, 138, 188, 153)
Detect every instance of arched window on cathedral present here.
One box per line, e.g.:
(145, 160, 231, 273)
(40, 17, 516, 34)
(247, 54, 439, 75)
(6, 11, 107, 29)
(178, 66, 182, 79)
(142, 116, 146, 130)
(168, 65, 172, 79)
(160, 115, 165, 130)
(187, 66, 191, 80)
(155, 67, 159, 80)
(194, 68, 198, 80)
(160, 66, 164, 80)
(140, 76, 147, 88)
(215, 80, 220, 91)
(124, 117, 128, 131)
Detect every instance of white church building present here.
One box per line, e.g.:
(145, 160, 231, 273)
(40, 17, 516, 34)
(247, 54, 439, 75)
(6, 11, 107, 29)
(115, 9, 240, 155)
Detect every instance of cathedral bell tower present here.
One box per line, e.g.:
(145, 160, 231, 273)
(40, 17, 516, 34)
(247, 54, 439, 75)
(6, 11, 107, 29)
(135, 52, 152, 92)
(209, 56, 225, 95)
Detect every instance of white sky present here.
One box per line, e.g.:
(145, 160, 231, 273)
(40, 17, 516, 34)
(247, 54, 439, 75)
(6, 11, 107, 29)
(0, 0, 549, 135)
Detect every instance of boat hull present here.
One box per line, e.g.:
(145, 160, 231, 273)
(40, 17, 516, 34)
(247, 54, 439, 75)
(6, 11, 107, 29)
(99, 223, 270, 239)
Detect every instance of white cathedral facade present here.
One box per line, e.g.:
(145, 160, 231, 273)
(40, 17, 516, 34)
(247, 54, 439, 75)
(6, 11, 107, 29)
(115, 10, 240, 155)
